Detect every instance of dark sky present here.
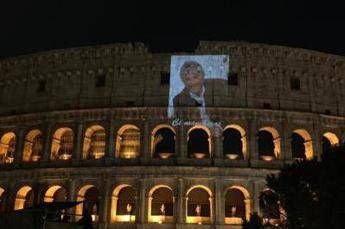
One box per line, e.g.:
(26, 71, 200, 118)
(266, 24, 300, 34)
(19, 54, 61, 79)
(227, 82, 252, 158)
(1, 1, 344, 58)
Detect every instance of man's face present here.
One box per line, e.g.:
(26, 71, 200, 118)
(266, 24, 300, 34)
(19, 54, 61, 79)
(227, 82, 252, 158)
(183, 70, 204, 90)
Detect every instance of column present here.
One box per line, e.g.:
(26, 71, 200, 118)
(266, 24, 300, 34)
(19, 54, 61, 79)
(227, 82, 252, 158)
(282, 120, 292, 160)
(214, 136, 223, 159)
(100, 179, 111, 228)
(68, 179, 77, 221)
(138, 179, 147, 224)
(312, 121, 322, 160)
(177, 178, 185, 224)
(105, 118, 115, 160)
(215, 179, 223, 225)
(178, 126, 186, 159)
(42, 121, 54, 162)
(142, 121, 150, 160)
(73, 121, 84, 163)
(14, 128, 25, 164)
(248, 120, 258, 160)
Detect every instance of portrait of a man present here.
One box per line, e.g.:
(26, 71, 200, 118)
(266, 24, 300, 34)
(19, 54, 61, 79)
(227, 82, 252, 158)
(168, 55, 229, 133)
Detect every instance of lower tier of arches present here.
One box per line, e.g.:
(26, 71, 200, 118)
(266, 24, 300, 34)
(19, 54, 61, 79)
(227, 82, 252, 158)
(0, 166, 282, 228)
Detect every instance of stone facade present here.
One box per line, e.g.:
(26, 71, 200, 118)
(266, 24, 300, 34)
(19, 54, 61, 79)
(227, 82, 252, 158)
(0, 41, 344, 228)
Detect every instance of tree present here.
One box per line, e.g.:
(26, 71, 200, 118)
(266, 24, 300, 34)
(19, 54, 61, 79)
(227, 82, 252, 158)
(266, 144, 345, 228)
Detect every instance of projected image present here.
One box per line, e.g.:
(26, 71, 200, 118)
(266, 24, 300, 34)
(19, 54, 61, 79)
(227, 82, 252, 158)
(168, 55, 229, 134)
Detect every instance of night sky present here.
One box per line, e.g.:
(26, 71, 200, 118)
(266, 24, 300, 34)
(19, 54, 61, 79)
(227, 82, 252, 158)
(1, 1, 344, 58)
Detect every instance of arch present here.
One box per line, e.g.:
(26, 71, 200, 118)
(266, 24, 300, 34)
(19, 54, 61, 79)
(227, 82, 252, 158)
(224, 186, 251, 224)
(258, 127, 281, 160)
(292, 129, 313, 160)
(322, 132, 339, 155)
(44, 185, 67, 203)
(148, 185, 174, 223)
(82, 125, 106, 159)
(116, 124, 140, 159)
(223, 124, 247, 159)
(22, 129, 43, 162)
(51, 127, 74, 160)
(14, 186, 34, 210)
(76, 185, 99, 222)
(186, 185, 213, 224)
(0, 187, 5, 212)
(0, 132, 16, 164)
(111, 184, 136, 223)
(187, 125, 211, 159)
(151, 125, 176, 159)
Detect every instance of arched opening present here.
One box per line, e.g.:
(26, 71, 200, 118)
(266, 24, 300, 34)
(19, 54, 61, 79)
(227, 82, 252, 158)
(22, 129, 43, 162)
(51, 127, 74, 160)
(116, 125, 140, 159)
(0, 132, 16, 164)
(259, 189, 282, 226)
(187, 126, 211, 159)
(291, 129, 313, 160)
(186, 186, 212, 224)
(223, 125, 246, 160)
(322, 132, 339, 155)
(148, 186, 174, 223)
(76, 185, 100, 222)
(258, 127, 280, 161)
(224, 186, 251, 224)
(0, 187, 5, 212)
(151, 126, 176, 159)
(111, 185, 136, 223)
(14, 186, 34, 210)
(83, 125, 106, 160)
(44, 185, 67, 203)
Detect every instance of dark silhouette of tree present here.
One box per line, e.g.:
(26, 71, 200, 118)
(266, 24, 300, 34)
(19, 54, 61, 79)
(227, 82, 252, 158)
(266, 144, 345, 229)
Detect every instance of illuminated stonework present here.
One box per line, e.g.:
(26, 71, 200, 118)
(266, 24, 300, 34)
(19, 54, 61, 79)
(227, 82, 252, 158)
(0, 41, 344, 228)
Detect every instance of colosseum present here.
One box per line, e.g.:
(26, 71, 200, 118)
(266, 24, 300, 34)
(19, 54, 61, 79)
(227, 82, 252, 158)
(0, 41, 344, 228)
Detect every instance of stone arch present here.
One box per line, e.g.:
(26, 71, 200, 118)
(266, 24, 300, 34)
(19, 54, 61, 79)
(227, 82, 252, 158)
(187, 125, 212, 159)
(186, 185, 213, 224)
(82, 125, 106, 160)
(44, 185, 67, 203)
(292, 129, 313, 160)
(224, 186, 251, 224)
(51, 127, 74, 160)
(223, 124, 247, 159)
(22, 129, 43, 162)
(0, 187, 5, 212)
(0, 132, 16, 164)
(151, 125, 176, 159)
(76, 185, 100, 222)
(111, 184, 137, 222)
(116, 124, 140, 159)
(322, 132, 339, 155)
(148, 185, 174, 223)
(14, 186, 34, 210)
(258, 127, 280, 160)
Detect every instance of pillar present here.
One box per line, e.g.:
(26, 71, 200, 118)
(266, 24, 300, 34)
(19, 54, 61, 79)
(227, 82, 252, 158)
(73, 121, 84, 163)
(105, 118, 115, 159)
(248, 120, 258, 160)
(215, 179, 223, 225)
(100, 180, 111, 228)
(138, 179, 147, 224)
(178, 126, 186, 159)
(214, 136, 223, 159)
(177, 178, 185, 224)
(281, 120, 291, 160)
(42, 122, 54, 162)
(14, 128, 25, 164)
